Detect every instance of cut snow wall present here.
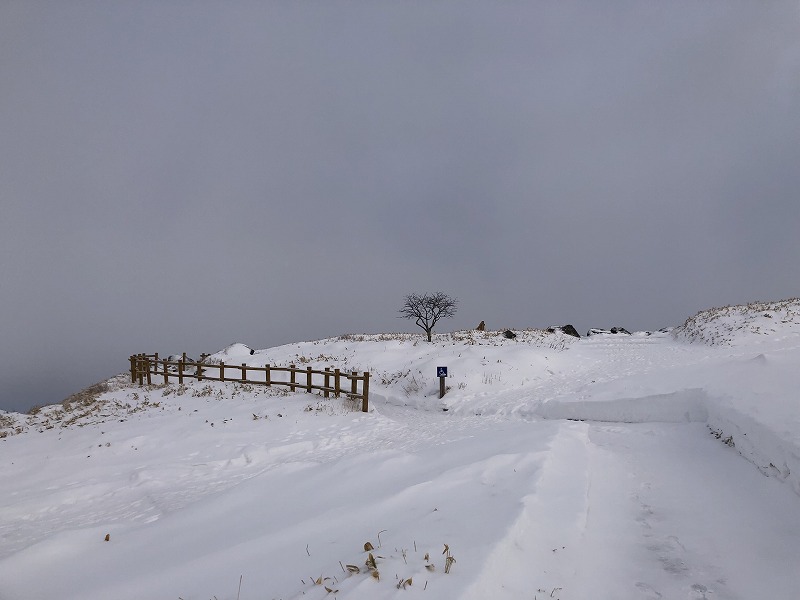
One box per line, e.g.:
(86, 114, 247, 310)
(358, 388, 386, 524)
(536, 388, 800, 498)
(535, 389, 709, 423)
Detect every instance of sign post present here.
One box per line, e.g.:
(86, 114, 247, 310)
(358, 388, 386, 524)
(437, 366, 448, 399)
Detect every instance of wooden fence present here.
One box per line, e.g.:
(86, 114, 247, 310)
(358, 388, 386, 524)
(129, 353, 370, 412)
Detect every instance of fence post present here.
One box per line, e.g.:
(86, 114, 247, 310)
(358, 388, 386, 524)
(362, 372, 370, 413)
(127, 353, 368, 412)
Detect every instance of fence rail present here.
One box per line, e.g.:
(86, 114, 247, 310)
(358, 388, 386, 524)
(129, 353, 370, 412)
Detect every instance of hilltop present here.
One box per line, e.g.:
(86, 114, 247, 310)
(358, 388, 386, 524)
(673, 297, 800, 345)
(2, 299, 800, 599)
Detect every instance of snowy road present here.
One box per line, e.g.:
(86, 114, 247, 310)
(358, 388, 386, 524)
(463, 420, 800, 600)
(3, 405, 799, 600)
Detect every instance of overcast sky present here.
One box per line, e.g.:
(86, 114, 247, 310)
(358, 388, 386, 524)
(2, 1, 799, 413)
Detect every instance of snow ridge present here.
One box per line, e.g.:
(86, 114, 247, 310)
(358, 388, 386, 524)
(673, 297, 800, 346)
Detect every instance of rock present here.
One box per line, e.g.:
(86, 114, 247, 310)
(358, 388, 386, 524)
(503, 330, 517, 339)
(547, 324, 580, 338)
(586, 328, 611, 336)
(476, 321, 486, 331)
(560, 324, 580, 338)
(587, 327, 631, 336)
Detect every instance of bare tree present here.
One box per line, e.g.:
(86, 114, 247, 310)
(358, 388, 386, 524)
(399, 292, 459, 342)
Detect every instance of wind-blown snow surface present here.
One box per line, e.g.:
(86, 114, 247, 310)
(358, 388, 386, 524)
(2, 301, 800, 600)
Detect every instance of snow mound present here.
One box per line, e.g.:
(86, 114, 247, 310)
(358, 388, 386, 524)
(204, 342, 255, 363)
(673, 297, 800, 346)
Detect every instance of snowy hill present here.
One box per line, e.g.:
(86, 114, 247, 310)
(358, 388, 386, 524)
(673, 297, 800, 346)
(2, 301, 800, 599)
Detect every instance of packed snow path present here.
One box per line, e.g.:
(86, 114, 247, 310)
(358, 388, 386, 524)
(2, 316, 800, 599)
(464, 421, 800, 600)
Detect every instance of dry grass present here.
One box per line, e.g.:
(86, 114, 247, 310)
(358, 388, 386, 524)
(60, 381, 110, 411)
(335, 328, 576, 351)
(0, 412, 24, 438)
(299, 537, 455, 595)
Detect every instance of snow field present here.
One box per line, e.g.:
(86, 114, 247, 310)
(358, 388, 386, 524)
(2, 302, 800, 599)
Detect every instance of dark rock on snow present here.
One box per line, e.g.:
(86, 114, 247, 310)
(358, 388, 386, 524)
(587, 328, 610, 336)
(587, 327, 632, 336)
(547, 324, 581, 338)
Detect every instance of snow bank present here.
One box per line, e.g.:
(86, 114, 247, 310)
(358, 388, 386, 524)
(537, 389, 709, 423)
(706, 400, 800, 497)
(673, 297, 800, 346)
(204, 342, 255, 363)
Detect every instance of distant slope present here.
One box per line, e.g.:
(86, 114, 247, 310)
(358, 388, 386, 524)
(673, 297, 800, 346)
(0, 328, 576, 435)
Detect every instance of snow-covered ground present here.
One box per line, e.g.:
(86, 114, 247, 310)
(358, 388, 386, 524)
(2, 299, 800, 600)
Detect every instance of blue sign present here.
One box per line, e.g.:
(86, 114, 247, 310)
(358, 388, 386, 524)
(437, 366, 448, 378)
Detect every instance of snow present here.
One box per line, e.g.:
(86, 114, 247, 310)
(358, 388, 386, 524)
(2, 300, 800, 599)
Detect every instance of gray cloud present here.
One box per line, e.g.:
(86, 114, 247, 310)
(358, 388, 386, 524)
(1, 1, 799, 411)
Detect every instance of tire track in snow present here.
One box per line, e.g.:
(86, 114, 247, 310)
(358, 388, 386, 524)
(460, 421, 591, 599)
(462, 421, 800, 600)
